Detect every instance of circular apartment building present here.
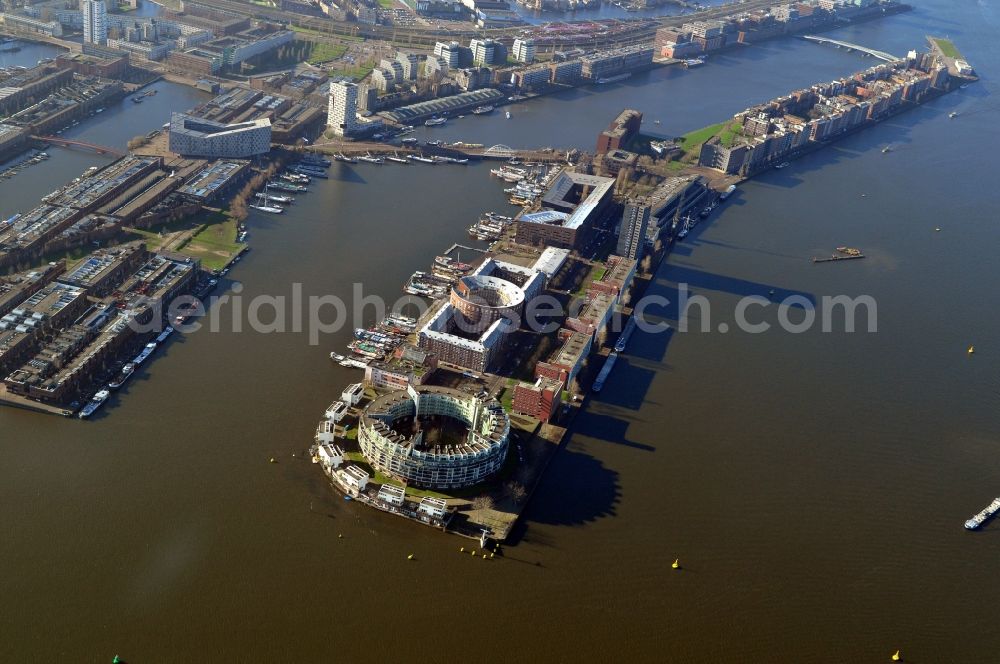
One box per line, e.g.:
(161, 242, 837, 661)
(450, 274, 526, 333)
(358, 385, 511, 490)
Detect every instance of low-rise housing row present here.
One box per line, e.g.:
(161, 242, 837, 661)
(699, 55, 948, 175)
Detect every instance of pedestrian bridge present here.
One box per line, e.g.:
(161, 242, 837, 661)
(801, 35, 900, 62)
(35, 135, 125, 157)
(484, 144, 516, 158)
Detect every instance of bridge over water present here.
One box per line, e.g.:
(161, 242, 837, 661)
(801, 35, 901, 62)
(34, 136, 125, 157)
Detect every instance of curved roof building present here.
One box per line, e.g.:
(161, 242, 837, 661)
(450, 273, 526, 333)
(358, 385, 510, 489)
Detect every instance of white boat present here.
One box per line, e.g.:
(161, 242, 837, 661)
(774, 161, 790, 169)
(358, 154, 384, 164)
(262, 192, 293, 204)
(505, 110, 511, 119)
(79, 389, 110, 419)
(330, 352, 346, 362)
(109, 364, 135, 390)
(596, 72, 632, 84)
(424, 117, 447, 127)
(386, 154, 409, 164)
(683, 57, 706, 68)
(250, 203, 283, 214)
(409, 154, 436, 164)
(719, 184, 737, 200)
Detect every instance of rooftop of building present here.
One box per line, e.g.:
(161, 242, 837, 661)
(381, 88, 503, 123)
(545, 330, 590, 367)
(540, 170, 615, 230)
(170, 112, 270, 138)
(531, 246, 571, 277)
(572, 291, 616, 322)
(58, 244, 145, 289)
(178, 160, 248, 199)
(420, 301, 507, 351)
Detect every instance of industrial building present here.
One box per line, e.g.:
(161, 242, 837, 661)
(380, 88, 503, 124)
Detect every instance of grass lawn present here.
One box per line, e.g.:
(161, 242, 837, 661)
(307, 42, 347, 65)
(333, 62, 376, 81)
(679, 121, 726, 151)
(377, 0, 395, 7)
(574, 261, 607, 297)
(931, 37, 961, 59)
(175, 211, 244, 272)
(500, 387, 514, 413)
(677, 120, 743, 161)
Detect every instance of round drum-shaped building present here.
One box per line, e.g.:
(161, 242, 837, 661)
(358, 385, 511, 490)
(450, 274, 526, 333)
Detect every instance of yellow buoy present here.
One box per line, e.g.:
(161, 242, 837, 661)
(338, 534, 343, 539)
(891, 650, 900, 661)
(483, 554, 487, 559)
(269, 457, 276, 463)
(471, 550, 476, 556)
(968, 345, 975, 354)
(407, 554, 414, 560)
(671, 559, 680, 570)
(490, 552, 495, 559)
(460, 547, 465, 553)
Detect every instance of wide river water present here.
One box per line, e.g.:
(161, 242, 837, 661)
(2, 0, 999, 660)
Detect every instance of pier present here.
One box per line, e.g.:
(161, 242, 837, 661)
(441, 243, 487, 257)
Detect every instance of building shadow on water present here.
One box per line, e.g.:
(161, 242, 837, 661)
(655, 264, 815, 307)
(328, 164, 367, 184)
(590, 357, 656, 411)
(506, 439, 621, 544)
(619, 323, 674, 365)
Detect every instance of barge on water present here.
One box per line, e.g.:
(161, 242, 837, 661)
(965, 497, 1000, 530)
(592, 352, 619, 393)
(614, 317, 638, 353)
